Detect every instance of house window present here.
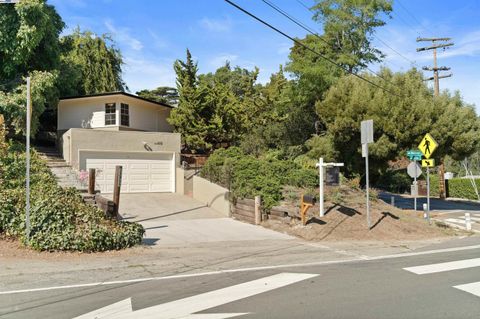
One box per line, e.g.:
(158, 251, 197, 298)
(121, 103, 129, 126)
(105, 103, 116, 125)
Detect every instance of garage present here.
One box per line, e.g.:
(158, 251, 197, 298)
(85, 152, 175, 193)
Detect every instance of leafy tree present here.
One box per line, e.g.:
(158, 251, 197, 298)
(0, 71, 57, 136)
(316, 68, 480, 180)
(311, 0, 392, 73)
(0, 0, 62, 137)
(59, 28, 126, 97)
(0, 0, 64, 83)
(136, 86, 178, 105)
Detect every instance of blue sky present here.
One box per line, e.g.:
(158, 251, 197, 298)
(48, 0, 480, 110)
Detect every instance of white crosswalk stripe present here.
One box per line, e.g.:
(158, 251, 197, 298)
(454, 282, 480, 298)
(404, 257, 480, 298)
(404, 258, 480, 274)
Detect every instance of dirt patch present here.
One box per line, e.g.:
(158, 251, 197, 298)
(263, 186, 467, 241)
(0, 236, 150, 261)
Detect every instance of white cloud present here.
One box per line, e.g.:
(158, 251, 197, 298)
(104, 19, 143, 51)
(123, 56, 176, 93)
(208, 53, 238, 69)
(199, 17, 232, 32)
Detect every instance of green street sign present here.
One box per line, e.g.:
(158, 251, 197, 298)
(407, 150, 423, 161)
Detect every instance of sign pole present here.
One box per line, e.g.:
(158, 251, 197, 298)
(426, 166, 430, 223)
(319, 157, 324, 217)
(25, 76, 31, 239)
(365, 143, 371, 229)
(414, 161, 417, 211)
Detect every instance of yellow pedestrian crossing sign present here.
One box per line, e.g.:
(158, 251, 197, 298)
(418, 133, 438, 159)
(422, 159, 435, 168)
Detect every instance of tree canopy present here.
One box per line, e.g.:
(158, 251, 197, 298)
(59, 29, 126, 97)
(136, 86, 179, 106)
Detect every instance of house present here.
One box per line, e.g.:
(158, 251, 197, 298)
(57, 91, 183, 194)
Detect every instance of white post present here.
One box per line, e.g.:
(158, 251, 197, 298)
(465, 212, 472, 231)
(365, 143, 371, 229)
(319, 157, 324, 217)
(25, 76, 31, 239)
(254, 195, 261, 225)
(414, 161, 418, 211)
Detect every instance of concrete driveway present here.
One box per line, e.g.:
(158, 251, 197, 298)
(112, 193, 292, 247)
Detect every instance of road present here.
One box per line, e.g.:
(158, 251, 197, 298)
(379, 192, 480, 232)
(1, 238, 480, 319)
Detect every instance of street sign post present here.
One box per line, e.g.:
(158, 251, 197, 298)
(316, 158, 344, 217)
(25, 77, 31, 239)
(418, 133, 438, 215)
(361, 120, 374, 229)
(407, 161, 422, 211)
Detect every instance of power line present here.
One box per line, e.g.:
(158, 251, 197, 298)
(295, 0, 311, 12)
(374, 35, 417, 66)
(396, 0, 431, 36)
(260, 0, 393, 84)
(291, 0, 417, 70)
(225, 0, 401, 97)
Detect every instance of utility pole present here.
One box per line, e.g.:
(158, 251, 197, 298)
(416, 37, 454, 199)
(416, 37, 454, 96)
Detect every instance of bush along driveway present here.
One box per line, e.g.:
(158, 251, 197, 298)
(0, 144, 144, 252)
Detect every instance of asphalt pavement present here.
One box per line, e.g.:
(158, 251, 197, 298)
(1, 237, 480, 319)
(379, 192, 480, 232)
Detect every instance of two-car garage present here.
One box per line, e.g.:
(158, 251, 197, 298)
(84, 152, 175, 194)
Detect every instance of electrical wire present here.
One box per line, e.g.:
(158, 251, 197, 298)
(225, 0, 401, 98)
(396, 0, 431, 36)
(260, 0, 394, 84)
(290, 0, 418, 70)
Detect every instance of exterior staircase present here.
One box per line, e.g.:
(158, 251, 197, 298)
(35, 146, 88, 192)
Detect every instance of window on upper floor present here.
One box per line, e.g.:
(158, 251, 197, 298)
(105, 103, 116, 125)
(121, 103, 129, 126)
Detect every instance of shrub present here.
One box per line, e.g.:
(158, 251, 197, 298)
(201, 148, 318, 209)
(447, 178, 480, 200)
(0, 148, 144, 251)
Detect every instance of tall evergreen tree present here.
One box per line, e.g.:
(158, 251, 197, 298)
(168, 49, 211, 152)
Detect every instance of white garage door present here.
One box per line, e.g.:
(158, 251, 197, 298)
(86, 154, 174, 193)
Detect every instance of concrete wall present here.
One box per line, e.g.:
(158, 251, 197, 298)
(193, 175, 230, 216)
(58, 94, 173, 132)
(61, 128, 181, 169)
(175, 167, 185, 195)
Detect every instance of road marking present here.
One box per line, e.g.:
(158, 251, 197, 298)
(74, 273, 318, 319)
(444, 218, 476, 225)
(74, 298, 132, 319)
(404, 257, 480, 274)
(454, 281, 480, 298)
(2, 244, 480, 295)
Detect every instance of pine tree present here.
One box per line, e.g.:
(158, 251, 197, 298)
(168, 49, 211, 152)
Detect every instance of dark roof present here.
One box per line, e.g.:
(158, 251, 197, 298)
(59, 91, 174, 108)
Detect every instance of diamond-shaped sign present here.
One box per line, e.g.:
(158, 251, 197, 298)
(418, 133, 438, 159)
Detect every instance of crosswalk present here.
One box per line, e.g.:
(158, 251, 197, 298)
(435, 212, 480, 232)
(403, 257, 480, 298)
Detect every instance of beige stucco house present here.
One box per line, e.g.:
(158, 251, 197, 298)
(58, 92, 183, 194)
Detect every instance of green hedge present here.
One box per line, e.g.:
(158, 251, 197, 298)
(0, 147, 144, 251)
(201, 147, 318, 209)
(448, 178, 480, 200)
